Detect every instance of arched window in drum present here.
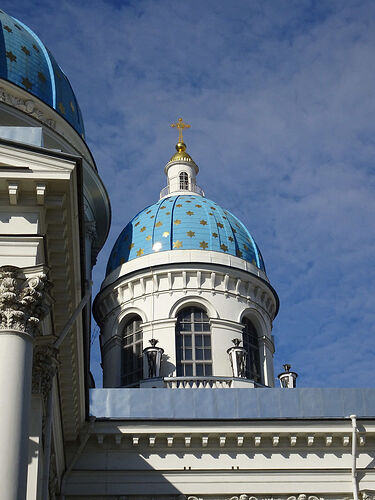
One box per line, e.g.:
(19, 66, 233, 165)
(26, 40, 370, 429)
(122, 315, 143, 386)
(179, 171, 189, 190)
(176, 307, 212, 377)
(242, 318, 261, 383)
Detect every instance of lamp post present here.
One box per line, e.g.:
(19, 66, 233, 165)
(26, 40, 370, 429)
(143, 339, 164, 379)
(277, 363, 298, 388)
(227, 338, 247, 378)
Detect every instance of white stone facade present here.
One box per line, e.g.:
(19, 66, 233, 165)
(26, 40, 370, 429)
(95, 249, 277, 389)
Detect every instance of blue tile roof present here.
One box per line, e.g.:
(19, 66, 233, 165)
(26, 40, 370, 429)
(0, 10, 84, 136)
(106, 194, 266, 276)
(90, 388, 375, 420)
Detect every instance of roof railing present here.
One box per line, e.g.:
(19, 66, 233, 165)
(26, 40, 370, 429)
(160, 183, 205, 198)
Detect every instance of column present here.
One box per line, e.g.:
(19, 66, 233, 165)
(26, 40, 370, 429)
(0, 266, 52, 500)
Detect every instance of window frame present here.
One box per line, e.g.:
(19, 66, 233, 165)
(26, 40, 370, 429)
(242, 317, 261, 383)
(179, 171, 189, 190)
(121, 315, 143, 387)
(175, 306, 212, 377)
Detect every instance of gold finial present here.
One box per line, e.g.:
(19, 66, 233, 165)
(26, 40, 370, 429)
(171, 117, 190, 151)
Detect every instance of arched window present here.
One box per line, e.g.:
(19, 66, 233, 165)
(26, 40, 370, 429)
(176, 307, 212, 377)
(179, 171, 189, 190)
(122, 315, 143, 386)
(242, 318, 261, 382)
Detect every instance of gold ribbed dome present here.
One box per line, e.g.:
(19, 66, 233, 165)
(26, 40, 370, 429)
(169, 141, 193, 162)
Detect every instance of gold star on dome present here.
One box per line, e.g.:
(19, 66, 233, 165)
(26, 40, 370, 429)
(187, 231, 195, 238)
(209, 212, 214, 216)
(228, 236, 234, 242)
(195, 204, 202, 208)
(70, 101, 75, 113)
(174, 219, 181, 225)
(217, 222, 224, 229)
(232, 228, 237, 233)
(186, 211, 194, 216)
(136, 248, 144, 257)
(185, 200, 191, 203)
(220, 244, 228, 252)
(134, 221, 140, 227)
(150, 215, 155, 219)
(146, 210, 151, 214)
(129, 243, 134, 250)
(22, 77, 32, 90)
(236, 249, 243, 258)
(6, 51, 16, 62)
(210, 206, 216, 210)
(38, 72, 46, 83)
(160, 206, 166, 209)
(166, 211, 171, 215)
(200, 241, 208, 249)
(58, 102, 65, 114)
(200, 220, 207, 225)
(140, 226, 146, 232)
(173, 240, 183, 248)
(146, 235, 152, 240)
(176, 204, 182, 207)
(3, 25, 12, 32)
(120, 257, 125, 264)
(155, 221, 163, 227)
(243, 244, 249, 251)
(32, 44, 39, 53)
(236, 223, 241, 228)
(21, 46, 30, 56)
(223, 216, 227, 220)
(162, 231, 170, 237)
(212, 232, 218, 238)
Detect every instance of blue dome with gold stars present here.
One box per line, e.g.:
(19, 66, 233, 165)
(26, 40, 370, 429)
(106, 195, 266, 276)
(0, 10, 84, 136)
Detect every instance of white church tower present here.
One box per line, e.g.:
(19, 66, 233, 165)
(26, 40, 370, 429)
(94, 118, 278, 390)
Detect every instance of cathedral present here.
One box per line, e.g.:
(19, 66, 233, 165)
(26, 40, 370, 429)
(0, 8, 374, 500)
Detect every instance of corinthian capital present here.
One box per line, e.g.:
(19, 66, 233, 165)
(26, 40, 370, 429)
(0, 265, 52, 336)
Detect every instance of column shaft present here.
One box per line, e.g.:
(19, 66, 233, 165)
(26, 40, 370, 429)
(0, 331, 33, 500)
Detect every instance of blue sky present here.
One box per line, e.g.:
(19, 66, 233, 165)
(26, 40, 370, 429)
(3, 0, 375, 387)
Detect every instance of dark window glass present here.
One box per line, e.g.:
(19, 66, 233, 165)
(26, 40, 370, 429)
(122, 315, 143, 386)
(179, 171, 189, 190)
(242, 318, 261, 383)
(175, 307, 212, 377)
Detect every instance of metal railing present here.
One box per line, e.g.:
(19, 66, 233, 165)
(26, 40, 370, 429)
(160, 183, 205, 198)
(164, 376, 233, 389)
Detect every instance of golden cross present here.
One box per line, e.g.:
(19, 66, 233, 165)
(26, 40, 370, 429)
(171, 117, 190, 143)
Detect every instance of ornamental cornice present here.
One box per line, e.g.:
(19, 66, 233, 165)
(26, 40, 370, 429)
(116, 495, 327, 500)
(95, 267, 276, 324)
(0, 265, 52, 336)
(0, 85, 56, 129)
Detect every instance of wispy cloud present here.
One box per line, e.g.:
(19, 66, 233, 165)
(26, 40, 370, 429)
(3, 0, 375, 387)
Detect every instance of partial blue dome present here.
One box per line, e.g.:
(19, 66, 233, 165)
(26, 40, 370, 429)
(0, 10, 84, 136)
(106, 195, 266, 276)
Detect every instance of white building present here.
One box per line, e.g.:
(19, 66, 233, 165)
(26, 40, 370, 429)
(0, 9, 374, 500)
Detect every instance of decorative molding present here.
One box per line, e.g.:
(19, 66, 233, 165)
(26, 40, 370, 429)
(0, 266, 52, 336)
(0, 86, 56, 129)
(97, 267, 276, 322)
(361, 491, 375, 500)
(85, 221, 97, 243)
(32, 343, 58, 400)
